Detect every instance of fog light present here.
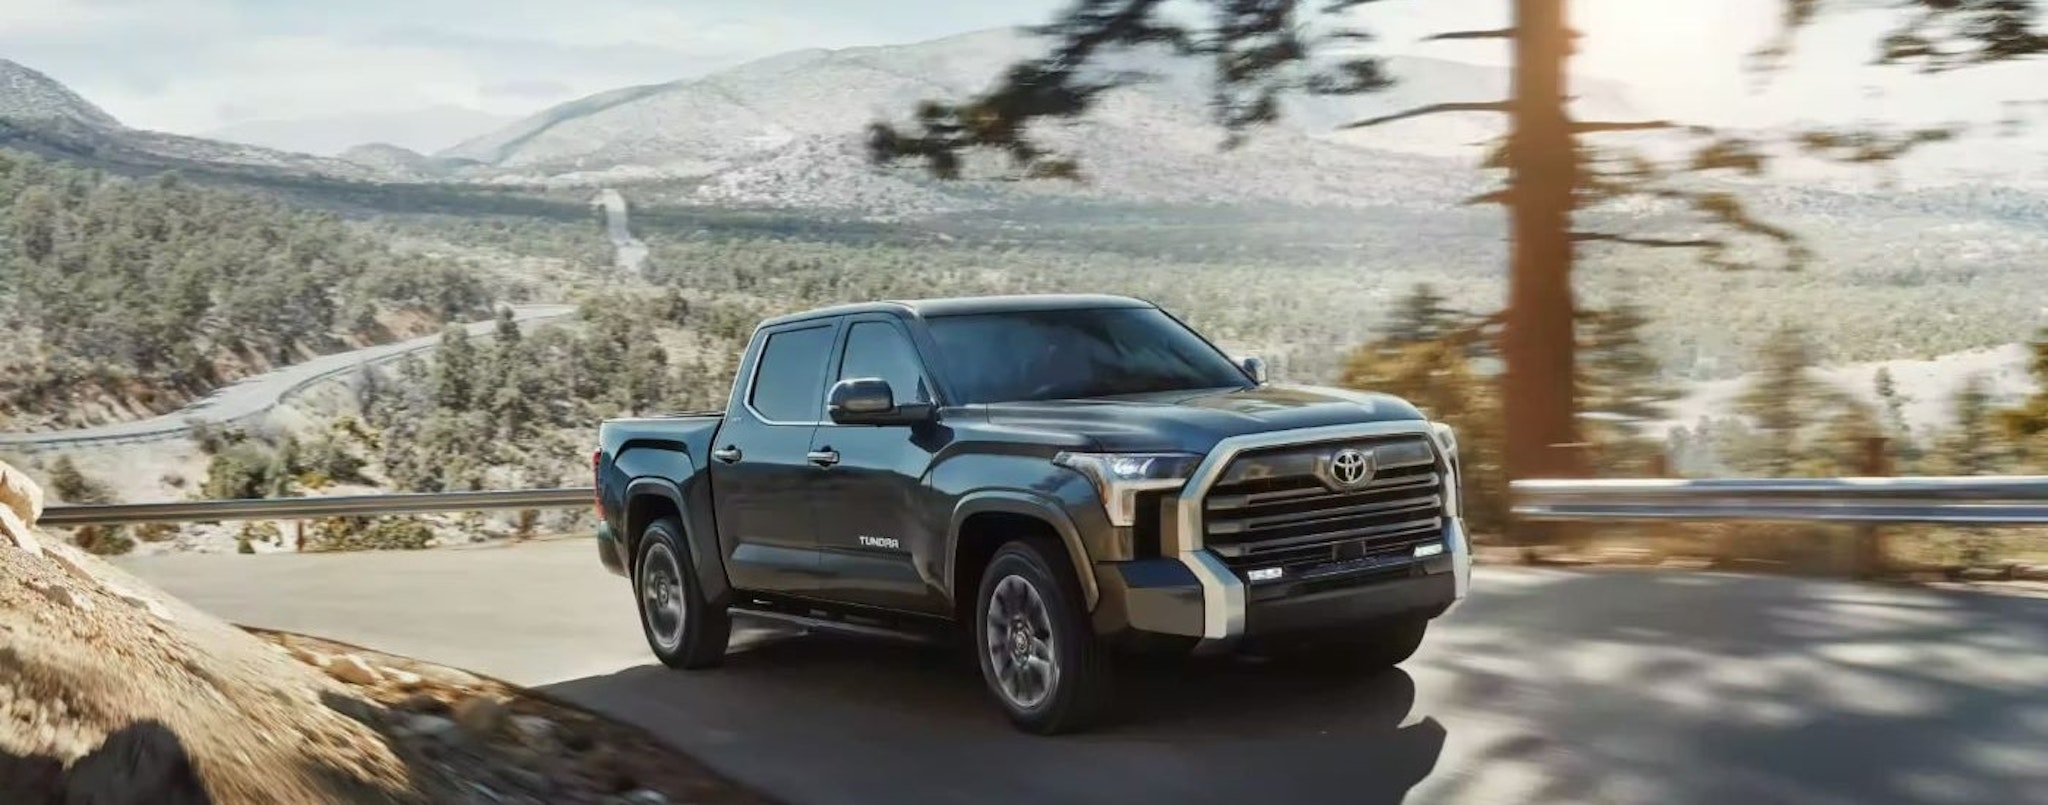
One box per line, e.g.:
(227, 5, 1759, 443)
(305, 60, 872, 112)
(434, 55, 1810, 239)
(1413, 543, 1445, 558)
(1248, 567, 1284, 582)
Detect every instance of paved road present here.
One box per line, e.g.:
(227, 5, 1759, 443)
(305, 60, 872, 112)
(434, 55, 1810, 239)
(591, 189, 648, 274)
(0, 305, 576, 449)
(121, 541, 2048, 805)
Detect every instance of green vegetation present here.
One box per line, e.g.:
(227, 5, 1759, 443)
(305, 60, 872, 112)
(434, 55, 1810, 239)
(355, 302, 693, 493)
(0, 149, 499, 430)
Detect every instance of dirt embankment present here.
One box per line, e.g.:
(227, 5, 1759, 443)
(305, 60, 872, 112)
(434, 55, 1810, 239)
(0, 459, 772, 805)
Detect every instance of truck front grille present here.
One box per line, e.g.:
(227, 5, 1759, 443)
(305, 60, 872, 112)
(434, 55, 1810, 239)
(1200, 435, 1444, 579)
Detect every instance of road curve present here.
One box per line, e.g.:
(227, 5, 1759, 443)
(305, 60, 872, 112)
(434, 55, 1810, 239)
(0, 304, 576, 450)
(591, 189, 649, 274)
(120, 541, 2048, 805)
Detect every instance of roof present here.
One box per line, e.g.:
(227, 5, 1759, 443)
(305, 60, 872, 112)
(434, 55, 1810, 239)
(757, 294, 1153, 328)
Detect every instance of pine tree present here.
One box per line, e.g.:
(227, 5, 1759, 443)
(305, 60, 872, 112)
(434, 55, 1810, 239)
(1580, 300, 1676, 439)
(1384, 284, 1459, 345)
(1874, 367, 1909, 436)
(1734, 328, 1826, 477)
(1996, 328, 2048, 462)
(1946, 373, 2001, 474)
(434, 325, 477, 412)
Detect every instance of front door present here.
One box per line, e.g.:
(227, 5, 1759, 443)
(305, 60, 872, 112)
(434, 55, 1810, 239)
(807, 316, 949, 614)
(708, 319, 838, 596)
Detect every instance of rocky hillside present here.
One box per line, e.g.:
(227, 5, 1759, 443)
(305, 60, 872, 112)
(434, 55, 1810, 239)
(0, 60, 383, 182)
(436, 28, 1633, 211)
(0, 60, 121, 128)
(0, 460, 762, 804)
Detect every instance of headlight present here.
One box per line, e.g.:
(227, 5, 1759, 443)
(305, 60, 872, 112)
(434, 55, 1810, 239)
(1428, 422, 1463, 516)
(1430, 421, 1457, 457)
(1052, 452, 1202, 527)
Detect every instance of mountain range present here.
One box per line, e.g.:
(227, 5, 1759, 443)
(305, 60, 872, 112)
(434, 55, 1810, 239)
(202, 105, 516, 157)
(3, 27, 2044, 216)
(0, 59, 388, 182)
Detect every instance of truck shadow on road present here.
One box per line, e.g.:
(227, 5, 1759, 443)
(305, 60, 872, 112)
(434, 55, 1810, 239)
(542, 629, 1445, 805)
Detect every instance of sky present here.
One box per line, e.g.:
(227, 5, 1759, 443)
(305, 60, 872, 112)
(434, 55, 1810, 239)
(1, 0, 2031, 146)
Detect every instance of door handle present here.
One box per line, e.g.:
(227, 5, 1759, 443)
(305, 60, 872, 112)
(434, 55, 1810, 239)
(713, 445, 743, 464)
(806, 449, 841, 467)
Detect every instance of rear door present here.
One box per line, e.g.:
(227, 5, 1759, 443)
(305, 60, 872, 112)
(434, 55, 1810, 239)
(708, 318, 839, 595)
(806, 314, 951, 614)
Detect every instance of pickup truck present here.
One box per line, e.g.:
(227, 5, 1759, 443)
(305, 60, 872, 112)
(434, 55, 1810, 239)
(592, 294, 1471, 734)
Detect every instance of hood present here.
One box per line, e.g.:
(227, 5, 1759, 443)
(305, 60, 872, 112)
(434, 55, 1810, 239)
(982, 384, 1425, 453)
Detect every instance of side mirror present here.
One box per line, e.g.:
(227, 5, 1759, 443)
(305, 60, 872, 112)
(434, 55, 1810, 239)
(828, 378, 936, 426)
(1238, 356, 1268, 384)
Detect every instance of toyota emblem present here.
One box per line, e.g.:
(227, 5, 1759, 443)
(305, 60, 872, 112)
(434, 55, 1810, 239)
(1329, 448, 1374, 487)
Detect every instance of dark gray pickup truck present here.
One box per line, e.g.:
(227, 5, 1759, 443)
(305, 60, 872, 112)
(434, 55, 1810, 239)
(592, 294, 1471, 733)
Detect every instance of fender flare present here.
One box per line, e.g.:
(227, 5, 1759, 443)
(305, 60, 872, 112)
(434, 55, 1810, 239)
(949, 491, 1100, 610)
(623, 476, 732, 606)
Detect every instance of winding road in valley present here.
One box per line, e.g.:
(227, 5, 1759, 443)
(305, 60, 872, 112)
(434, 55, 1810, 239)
(120, 539, 2048, 805)
(0, 305, 576, 451)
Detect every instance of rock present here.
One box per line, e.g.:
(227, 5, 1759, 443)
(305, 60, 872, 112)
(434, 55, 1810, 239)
(31, 580, 94, 612)
(0, 505, 38, 556)
(0, 750, 65, 803)
(498, 765, 554, 797)
(323, 654, 383, 686)
(510, 715, 562, 752)
(105, 584, 177, 623)
(385, 669, 424, 690)
(396, 692, 450, 715)
(62, 720, 211, 805)
(404, 714, 458, 739)
(413, 665, 484, 689)
(286, 645, 326, 666)
(41, 541, 97, 582)
(0, 458, 46, 527)
(620, 790, 669, 804)
(1660, 556, 1715, 571)
(2015, 563, 2048, 581)
(453, 696, 510, 740)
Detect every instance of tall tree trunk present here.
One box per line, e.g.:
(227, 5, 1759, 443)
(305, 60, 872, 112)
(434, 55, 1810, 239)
(1503, 0, 1585, 541)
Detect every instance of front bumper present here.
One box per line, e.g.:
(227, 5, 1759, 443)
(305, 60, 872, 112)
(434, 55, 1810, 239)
(1094, 515, 1472, 652)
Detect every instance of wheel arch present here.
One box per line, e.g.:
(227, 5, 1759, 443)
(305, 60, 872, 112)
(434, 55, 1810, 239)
(623, 477, 732, 607)
(949, 492, 1100, 614)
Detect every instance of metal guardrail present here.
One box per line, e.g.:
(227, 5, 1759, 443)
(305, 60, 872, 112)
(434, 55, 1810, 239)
(37, 476, 2048, 530)
(1512, 476, 2048, 525)
(40, 488, 595, 528)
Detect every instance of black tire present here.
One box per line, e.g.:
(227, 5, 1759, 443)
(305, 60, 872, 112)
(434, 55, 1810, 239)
(974, 537, 1113, 735)
(633, 517, 730, 669)
(1287, 615, 1431, 672)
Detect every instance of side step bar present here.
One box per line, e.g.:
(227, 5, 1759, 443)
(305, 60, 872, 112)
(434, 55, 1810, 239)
(729, 606, 949, 646)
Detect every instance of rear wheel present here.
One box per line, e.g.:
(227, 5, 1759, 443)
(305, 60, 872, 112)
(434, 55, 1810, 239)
(635, 517, 730, 669)
(974, 538, 1112, 735)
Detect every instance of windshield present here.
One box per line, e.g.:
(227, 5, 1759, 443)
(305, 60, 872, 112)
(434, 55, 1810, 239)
(924, 307, 1254, 404)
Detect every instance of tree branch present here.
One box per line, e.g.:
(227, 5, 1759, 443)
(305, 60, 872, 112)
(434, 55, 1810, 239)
(1574, 120, 1682, 134)
(1571, 232, 1723, 249)
(1423, 28, 1515, 41)
(1339, 101, 1509, 129)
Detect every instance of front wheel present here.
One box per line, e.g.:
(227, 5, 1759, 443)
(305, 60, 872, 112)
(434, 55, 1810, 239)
(635, 517, 730, 669)
(975, 538, 1113, 735)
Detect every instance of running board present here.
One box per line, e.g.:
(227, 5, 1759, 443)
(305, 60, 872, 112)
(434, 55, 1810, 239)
(729, 606, 947, 646)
